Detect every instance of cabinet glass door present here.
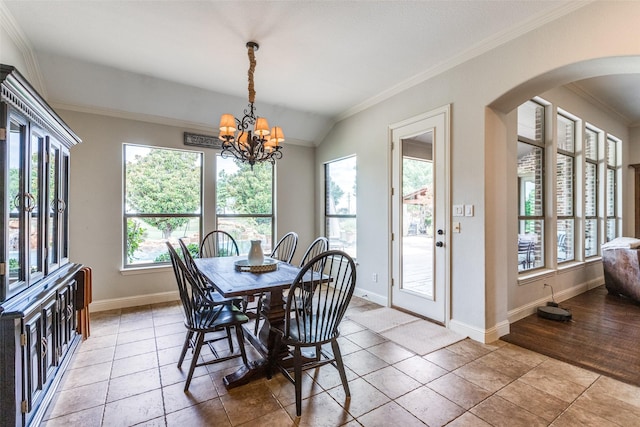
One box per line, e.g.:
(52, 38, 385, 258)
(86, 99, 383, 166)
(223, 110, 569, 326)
(7, 119, 27, 298)
(47, 142, 60, 272)
(29, 129, 45, 282)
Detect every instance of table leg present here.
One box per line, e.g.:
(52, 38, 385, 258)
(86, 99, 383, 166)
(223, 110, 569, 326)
(223, 289, 287, 388)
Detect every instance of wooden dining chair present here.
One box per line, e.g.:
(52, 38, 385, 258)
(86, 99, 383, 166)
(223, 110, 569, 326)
(166, 242, 249, 391)
(268, 250, 357, 416)
(299, 236, 329, 268)
(251, 231, 299, 334)
(200, 230, 240, 258)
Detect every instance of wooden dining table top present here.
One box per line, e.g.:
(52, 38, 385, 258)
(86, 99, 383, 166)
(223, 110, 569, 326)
(194, 256, 302, 297)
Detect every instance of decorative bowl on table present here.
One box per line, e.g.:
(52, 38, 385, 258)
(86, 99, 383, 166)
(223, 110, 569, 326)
(234, 257, 278, 273)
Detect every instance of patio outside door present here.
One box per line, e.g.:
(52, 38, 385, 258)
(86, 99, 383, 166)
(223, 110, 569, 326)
(390, 106, 449, 324)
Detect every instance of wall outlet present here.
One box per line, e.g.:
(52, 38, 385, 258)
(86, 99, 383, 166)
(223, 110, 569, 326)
(464, 204, 474, 216)
(453, 205, 464, 217)
(372, 273, 378, 282)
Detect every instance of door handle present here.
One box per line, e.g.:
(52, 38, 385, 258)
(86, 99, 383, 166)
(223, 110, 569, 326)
(437, 229, 444, 235)
(435, 241, 444, 247)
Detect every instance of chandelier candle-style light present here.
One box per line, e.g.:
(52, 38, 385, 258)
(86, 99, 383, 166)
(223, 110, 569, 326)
(218, 41, 284, 168)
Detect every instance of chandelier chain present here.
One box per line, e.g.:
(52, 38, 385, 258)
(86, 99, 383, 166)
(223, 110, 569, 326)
(247, 44, 256, 104)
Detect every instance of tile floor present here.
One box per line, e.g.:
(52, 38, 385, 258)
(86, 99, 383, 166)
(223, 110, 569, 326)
(42, 296, 640, 426)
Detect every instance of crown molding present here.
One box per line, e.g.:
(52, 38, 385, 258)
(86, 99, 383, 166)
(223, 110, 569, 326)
(0, 0, 47, 99)
(337, 1, 591, 122)
(50, 101, 314, 147)
(565, 82, 632, 126)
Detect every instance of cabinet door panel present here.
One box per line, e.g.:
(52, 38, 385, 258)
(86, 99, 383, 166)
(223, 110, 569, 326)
(24, 310, 44, 413)
(28, 129, 45, 283)
(42, 297, 57, 385)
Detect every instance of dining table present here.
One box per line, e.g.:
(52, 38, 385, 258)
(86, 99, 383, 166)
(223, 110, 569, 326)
(194, 255, 304, 388)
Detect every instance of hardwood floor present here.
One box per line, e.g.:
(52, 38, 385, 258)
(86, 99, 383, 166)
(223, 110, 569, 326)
(502, 285, 640, 387)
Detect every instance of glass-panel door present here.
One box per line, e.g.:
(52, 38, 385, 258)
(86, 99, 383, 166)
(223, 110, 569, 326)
(7, 118, 27, 298)
(29, 129, 45, 282)
(47, 141, 60, 272)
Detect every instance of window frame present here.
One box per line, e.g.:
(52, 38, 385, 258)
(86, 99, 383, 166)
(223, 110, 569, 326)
(324, 155, 357, 258)
(556, 110, 577, 264)
(584, 125, 600, 258)
(122, 143, 203, 269)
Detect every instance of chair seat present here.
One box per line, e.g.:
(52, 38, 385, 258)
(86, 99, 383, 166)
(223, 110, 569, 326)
(193, 304, 249, 330)
(276, 315, 338, 345)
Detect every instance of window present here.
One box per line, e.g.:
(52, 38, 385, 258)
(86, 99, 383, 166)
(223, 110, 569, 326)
(123, 144, 202, 268)
(584, 126, 599, 257)
(215, 156, 274, 254)
(556, 112, 575, 263)
(517, 100, 545, 271)
(606, 136, 619, 241)
(325, 156, 357, 258)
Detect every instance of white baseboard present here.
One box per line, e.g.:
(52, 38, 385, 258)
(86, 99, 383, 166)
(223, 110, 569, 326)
(448, 318, 509, 344)
(507, 277, 604, 324)
(91, 291, 179, 312)
(352, 287, 387, 306)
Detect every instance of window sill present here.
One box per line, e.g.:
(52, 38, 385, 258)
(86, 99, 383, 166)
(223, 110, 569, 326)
(518, 268, 556, 285)
(120, 265, 172, 276)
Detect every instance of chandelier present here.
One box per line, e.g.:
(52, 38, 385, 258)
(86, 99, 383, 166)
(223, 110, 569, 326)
(218, 41, 284, 168)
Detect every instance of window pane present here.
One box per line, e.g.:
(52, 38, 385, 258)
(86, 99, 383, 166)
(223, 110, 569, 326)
(606, 219, 617, 242)
(585, 219, 598, 257)
(216, 157, 273, 215)
(606, 168, 615, 217)
(325, 157, 357, 215)
(126, 216, 200, 265)
(585, 128, 598, 161)
(556, 153, 573, 216)
(216, 217, 273, 255)
(556, 114, 575, 152)
(517, 100, 544, 143)
(517, 142, 543, 216)
(585, 163, 597, 217)
(326, 217, 357, 257)
(518, 220, 543, 271)
(124, 144, 202, 267)
(606, 137, 616, 167)
(557, 219, 574, 263)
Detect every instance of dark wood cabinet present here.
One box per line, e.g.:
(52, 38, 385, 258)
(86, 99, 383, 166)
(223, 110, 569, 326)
(0, 64, 82, 427)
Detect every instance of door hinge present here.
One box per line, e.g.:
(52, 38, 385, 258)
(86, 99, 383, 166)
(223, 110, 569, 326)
(391, 278, 394, 287)
(20, 334, 26, 347)
(0, 262, 5, 275)
(0, 128, 6, 141)
(391, 187, 394, 196)
(391, 233, 394, 241)
(21, 400, 27, 413)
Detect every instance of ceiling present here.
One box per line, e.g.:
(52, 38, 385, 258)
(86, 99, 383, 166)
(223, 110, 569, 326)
(2, 1, 639, 145)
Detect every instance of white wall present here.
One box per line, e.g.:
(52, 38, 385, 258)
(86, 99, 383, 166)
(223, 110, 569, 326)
(59, 110, 315, 308)
(316, 1, 640, 342)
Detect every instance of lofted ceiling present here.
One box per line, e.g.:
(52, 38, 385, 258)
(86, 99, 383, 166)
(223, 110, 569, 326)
(1, 0, 638, 145)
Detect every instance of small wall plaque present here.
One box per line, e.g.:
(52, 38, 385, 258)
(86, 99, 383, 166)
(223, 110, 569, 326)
(183, 132, 222, 149)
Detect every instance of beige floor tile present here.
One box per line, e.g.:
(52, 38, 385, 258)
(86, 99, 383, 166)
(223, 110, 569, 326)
(496, 379, 568, 422)
(452, 361, 514, 393)
(495, 342, 548, 367)
(220, 381, 282, 425)
(342, 349, 388, 376)
(135, 416, 167, 426)
(41, 405, 104, 427)
(76, 334, 117, 353)
(396, 385, 465, 426)
(326, 377, 390, 418)
(550, 405, 620, 427)
(445, 339, 492, 360)
(154, 321, 187, 337)
(44, 380, 108, 419)
(571, 386, 640, 426)
(394, 355, 448, 384)
(586, 375, 640, 408)
(472, 349, 534, 379)
(356, 401, 425, 427)
(156, 330, 189, 350)
(154, 313, 185, 327)
(335, 336, 364, 355)
(345, 329, 387, 348)
(69, 346, 115, 369)
(283, 391, 353, 426)
(536, 358, 600, 387)
(365, 340, 415, 364)
(426, 372, 492, 410)
(363, 365, 421, 399)
(519, 364, 591, 403)
(111, 350, 159, 378)
(166, 398, 230, 427)
(446, 411, 492, 427)
(106, 367, 161, 402)
(423, 347, 473, 371)
(339, 319, 367, 335)
(114, 337, 157, 360)
(118, 317, 155, 333)
(470, 395, 548, 427)
(305, 363, 358, 391)
(102, 389, 165, 426)
(162, 374, 219, 413)
(60, 361, 112, 390)
(116, 326, 155, 344)
(264, 371, 324, 407)
(236, 408, 295, 426)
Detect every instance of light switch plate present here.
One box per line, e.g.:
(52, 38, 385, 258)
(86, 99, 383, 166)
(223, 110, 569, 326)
(464, 204, 474, 217)
(453, 205, 464, 217)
